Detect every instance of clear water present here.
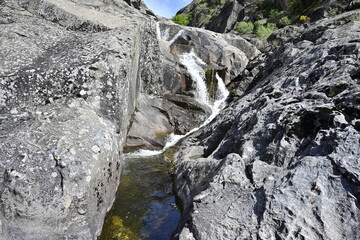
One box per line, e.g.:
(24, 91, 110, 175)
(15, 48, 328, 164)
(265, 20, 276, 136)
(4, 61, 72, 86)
(99, 155, 180, 240)
(100, 25, 230, 240)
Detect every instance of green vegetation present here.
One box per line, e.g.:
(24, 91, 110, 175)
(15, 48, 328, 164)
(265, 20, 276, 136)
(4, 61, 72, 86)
(173, 12, 194, 26)
(173, 14, 189, 25)
(236, 21, 254, 34)
(279, 16, 292, 27)
(268, 9, 284, 23)
(346, 17, 360, 22)
(236, 20, 276, 40)
(235, 0, 324, 39)
(256, 23, 277, 39)
(328, 7, 338, 17)
(289, 0, 306, 14)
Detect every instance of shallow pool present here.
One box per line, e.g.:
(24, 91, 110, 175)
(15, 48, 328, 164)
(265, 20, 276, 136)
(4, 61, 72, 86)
(99, 154, 180, 240)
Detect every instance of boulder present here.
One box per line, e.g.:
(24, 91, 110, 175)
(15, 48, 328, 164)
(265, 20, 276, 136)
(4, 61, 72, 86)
(173, 10, 360, 240)
(0, 0, 156, 238)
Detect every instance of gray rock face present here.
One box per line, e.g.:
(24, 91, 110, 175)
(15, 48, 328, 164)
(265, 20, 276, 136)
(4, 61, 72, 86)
(124, 20, 259, 151)
(125, 94, 210, 151)
(0, 0, 156, 239)
(204, 0, 249, 33)
(173, 10, 360, 240)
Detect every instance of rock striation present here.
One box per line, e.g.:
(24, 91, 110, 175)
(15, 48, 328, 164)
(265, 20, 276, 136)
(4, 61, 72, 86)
(173, 10, 360, 240)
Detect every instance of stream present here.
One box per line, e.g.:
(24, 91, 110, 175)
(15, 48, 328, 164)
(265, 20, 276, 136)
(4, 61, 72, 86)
(99, 155, 180, 240)
(99, 25, 229, 240)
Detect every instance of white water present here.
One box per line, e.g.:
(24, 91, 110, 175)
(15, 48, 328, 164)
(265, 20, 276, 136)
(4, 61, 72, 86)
(127, 26, 229, 158)
(156, 22, 184, 44)
(179, 51, 211, 106)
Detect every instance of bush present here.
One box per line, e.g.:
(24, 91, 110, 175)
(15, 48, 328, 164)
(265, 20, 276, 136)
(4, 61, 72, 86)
(173, 14, 189, 26)
(299, 15, 309, 22)
(254, 20, 263, 30)
(267, 23, 277, 31)
(268, 9, 284, 23)
(328, 7, 338, 17)
(278, 16, 292, 27)
(256, 23, 277, 39)
(187, 12, 194, 21)
(236, 21, 254, 34)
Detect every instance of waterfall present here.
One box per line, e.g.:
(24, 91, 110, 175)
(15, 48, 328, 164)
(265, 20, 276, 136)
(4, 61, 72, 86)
(129, 25, 229, 157)
(179, 51, 210, 106)
(156, 22, 184, 44)
(168, 30, 185, 45)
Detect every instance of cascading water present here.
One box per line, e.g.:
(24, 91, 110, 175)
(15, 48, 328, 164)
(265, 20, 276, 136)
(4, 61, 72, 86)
(179, 51, 210, 106)
(100, 23, 229, 240)
(132, 49, 229, 157)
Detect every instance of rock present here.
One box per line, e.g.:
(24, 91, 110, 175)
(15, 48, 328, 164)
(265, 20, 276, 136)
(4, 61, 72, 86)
(0, 0, 157, 238)
(178, 0, 357, 34)
(125, 94, 210, 151)
(0, 99, 122, 240)
(204, 0, 246, 33)
(158, 20, 256, 83)
(125, 20, 258, 151)
(179, 227, 196, 240)
(172, 10, 360, 240)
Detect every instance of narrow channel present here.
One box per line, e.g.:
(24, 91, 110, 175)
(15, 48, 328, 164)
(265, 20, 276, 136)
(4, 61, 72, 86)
(100, 24, 229, 240)
(99, 154, 180, 240)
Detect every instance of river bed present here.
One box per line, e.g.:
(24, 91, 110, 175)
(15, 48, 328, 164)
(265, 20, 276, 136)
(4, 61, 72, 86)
(99, 155, 180, 240)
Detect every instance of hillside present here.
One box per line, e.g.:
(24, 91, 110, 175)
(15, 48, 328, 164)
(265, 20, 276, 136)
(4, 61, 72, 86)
(175, 0, 359, 33)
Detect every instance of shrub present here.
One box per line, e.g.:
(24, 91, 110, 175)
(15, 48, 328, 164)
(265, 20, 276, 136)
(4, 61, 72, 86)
(278, 16, 292, 27)
(173, 14, 189, 26)
(254, 20, 264, 30)
(256, 23, 277, 39)
(266, 22, 277, 31)
(299, 15, 309, 22)
(236, 21, 254, 34)
(328, 7, 338, 17)
(268, 9, 284, 23)
(187, 12, 194, 21)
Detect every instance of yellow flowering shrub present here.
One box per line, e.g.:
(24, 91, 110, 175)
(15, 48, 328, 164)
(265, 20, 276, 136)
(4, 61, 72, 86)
(300, 15, 308, 22)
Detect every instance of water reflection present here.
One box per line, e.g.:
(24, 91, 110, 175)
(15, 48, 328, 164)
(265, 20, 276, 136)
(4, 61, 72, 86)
(100, 155, 180, 240)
